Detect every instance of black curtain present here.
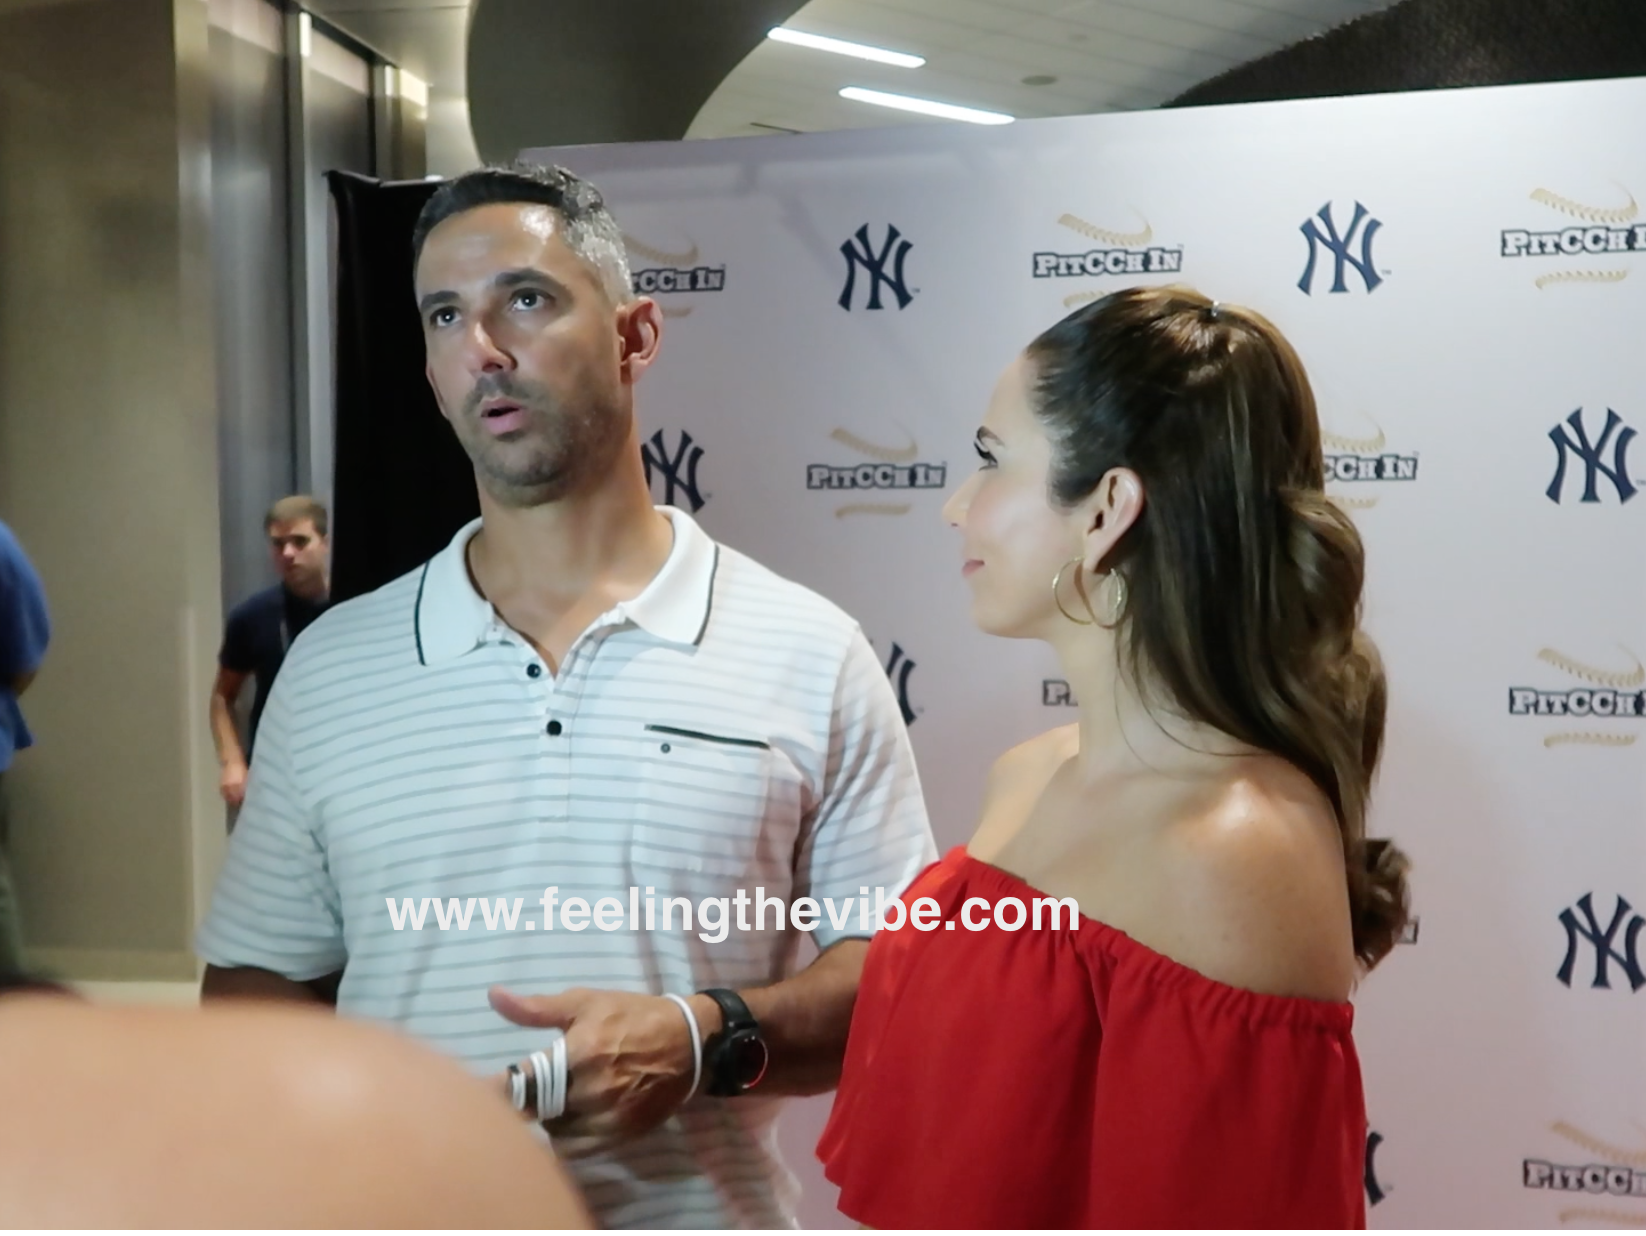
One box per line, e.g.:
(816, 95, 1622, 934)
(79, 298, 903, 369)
(1168, 0, 1646, 107)
(327, 171, 479, 605)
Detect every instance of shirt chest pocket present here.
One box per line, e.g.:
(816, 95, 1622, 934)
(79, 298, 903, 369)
(629, 723, 803, 888)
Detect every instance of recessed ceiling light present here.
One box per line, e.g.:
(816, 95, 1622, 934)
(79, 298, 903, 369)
(839, 86, 1014, 125)
(768, 27, 925, 68)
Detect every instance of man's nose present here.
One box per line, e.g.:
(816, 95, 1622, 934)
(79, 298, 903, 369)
(466, 318, 513, 374)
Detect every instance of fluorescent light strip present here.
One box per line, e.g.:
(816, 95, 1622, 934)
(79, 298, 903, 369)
(768, 27, 924, 68)
(839, 86, 1013, 125)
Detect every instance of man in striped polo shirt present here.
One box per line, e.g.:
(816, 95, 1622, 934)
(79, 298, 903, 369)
(195, 164, 936, 1229)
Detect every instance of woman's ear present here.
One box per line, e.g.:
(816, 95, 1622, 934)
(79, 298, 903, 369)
(1078, 467, 1145, 574)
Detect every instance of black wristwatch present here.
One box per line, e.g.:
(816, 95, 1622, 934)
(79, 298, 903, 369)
(699, 988, 769, 1096)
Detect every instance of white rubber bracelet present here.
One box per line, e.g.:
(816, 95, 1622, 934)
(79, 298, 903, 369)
(510, 1065, 526, 1113)
(550, 1035, 568, 1120)
(663, 993, 703, 1100)
(530, 1050, 551, 1122)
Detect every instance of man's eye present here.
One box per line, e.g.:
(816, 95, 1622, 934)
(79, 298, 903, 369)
(973, 441, 998, 468)
(515, 290, 546, 309)
(429, 308, 456, 328)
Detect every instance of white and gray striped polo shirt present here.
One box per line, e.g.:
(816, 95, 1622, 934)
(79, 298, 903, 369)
(195, 506, 936, 1229)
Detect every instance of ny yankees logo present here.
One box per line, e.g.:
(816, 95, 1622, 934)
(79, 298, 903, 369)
(641, 429, 708, 513)
(1547, 408, 1638, 504)
(884, 642, 919, 725)
(839, 224, 916, 311)
(1365, 1130, 1391, 1206)
(1299, 201, 1384, 295)
(1557, 893, 1646, 991)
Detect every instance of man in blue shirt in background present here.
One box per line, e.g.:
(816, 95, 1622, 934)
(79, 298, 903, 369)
(0, 520, 49, 972)
(210, 495, 330, 814)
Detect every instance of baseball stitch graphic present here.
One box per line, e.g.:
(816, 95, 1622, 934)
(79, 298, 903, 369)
(828, 429, 921, 518)
(623, 235, 701, 318)
(1556, 1207, 1646, 1227)
(1538, 647, 1644, 748)
(1552, 1122, 1646, 1227)
(1056, 212, 1155, 307)
(622, 235, 699, 267)
(1531, 187, 1639, 226)
(1530, 186, 1637, 287)
(1538, 648, 1645, 691)
(1536, 270, 1630, 289)
(830, 427, 919, 464)
(1554, 1122, 1646, 1169)
(1057, 212, 1153, 247)
(1322, 417, 1390, 509)
(1323, 424, 1388, 455)
(835, 503, 911, 519)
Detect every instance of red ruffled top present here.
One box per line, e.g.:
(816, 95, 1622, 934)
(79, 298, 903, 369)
(817, 847, 1367, 1229)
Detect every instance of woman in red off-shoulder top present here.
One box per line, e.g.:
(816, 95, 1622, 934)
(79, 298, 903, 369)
(817, 287, 1411, 1229)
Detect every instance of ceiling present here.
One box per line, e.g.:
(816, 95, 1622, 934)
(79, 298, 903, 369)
(304, 0, 471, 96)
(307, 0, 1404, 159)
(689, 0, 1401, 137)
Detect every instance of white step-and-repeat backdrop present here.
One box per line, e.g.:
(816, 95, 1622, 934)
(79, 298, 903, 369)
(527, 74, 1646, 1229)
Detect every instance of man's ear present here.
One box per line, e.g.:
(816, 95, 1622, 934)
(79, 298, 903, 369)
(617, 298, 664, 383)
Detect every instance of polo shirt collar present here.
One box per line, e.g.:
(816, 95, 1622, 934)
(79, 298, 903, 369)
(621, 506, 719, 647)
(414, 506, 718, 666)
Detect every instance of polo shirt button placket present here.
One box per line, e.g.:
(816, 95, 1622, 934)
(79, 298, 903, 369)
(546, 642, 596, 830)
(544, 647, 571, 742)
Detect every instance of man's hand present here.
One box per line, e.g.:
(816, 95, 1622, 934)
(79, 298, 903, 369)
(219, 760, 248, 806)
(489, 986, 705, 1158)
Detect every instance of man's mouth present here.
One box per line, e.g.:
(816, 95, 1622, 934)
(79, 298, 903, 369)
(478, 400, 528, 435)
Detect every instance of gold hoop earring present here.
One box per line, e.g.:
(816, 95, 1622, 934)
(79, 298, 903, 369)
(1052, 559, 1095, 626)
(1095, 570, 1126, 630)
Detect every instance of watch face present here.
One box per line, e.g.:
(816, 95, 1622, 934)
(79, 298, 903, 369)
(728, 1030, 770, 1090)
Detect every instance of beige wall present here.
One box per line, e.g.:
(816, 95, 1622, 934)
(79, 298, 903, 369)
(0, 0, 225, 979)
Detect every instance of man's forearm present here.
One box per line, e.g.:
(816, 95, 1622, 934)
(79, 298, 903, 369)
(690, 938, 868, 1097)
(209, 693, 246, 768)
(201, 964, 342, 1007)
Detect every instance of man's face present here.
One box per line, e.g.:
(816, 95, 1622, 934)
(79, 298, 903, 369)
(415, 203, 640, 506)
(267, 519, 327, 593)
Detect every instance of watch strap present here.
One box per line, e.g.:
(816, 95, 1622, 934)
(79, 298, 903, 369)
(699, 988, 762, 1096)
(699, 987, 756, 1035)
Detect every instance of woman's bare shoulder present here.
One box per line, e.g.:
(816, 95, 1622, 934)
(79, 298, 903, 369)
(968, 726, 1080, 857)
(1154, 762, 1359, 1001)
(985, 725, 1079, 796)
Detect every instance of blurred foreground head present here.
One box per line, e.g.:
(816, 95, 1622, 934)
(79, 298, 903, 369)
(0, 980, 590, 1228)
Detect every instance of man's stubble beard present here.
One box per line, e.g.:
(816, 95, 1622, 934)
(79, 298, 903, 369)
(461, 385, 631, 509)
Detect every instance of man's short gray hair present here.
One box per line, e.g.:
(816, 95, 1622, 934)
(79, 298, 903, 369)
(412, 162, 635, 305)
